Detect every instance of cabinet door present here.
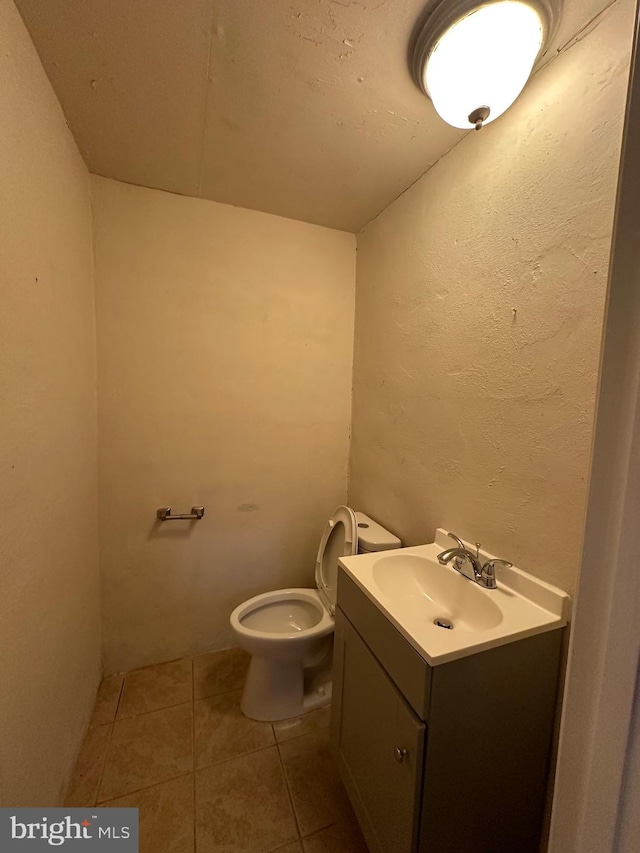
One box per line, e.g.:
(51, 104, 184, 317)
(332, 609, 425, 853)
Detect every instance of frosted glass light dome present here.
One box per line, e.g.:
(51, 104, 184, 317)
(423, 1, 545, 129)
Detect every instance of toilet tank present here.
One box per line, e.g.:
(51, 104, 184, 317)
(355, 512, 401, 554)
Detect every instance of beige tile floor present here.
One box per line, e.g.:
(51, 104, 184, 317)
(66, 648, 368, 853)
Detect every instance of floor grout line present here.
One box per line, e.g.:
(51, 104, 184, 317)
(113, 695, 326, 742)
(93, 723, 114, 806)
(272, 724, 331, 747)
(274, 737, 304, 846)
(194, 684, 250, 702)
(116, 696, 194, 722)
(96, 771, 194, 805)
(267, 838, 306, 853)
(300, 820, 341, 844)
(92, 675, 125, 805)
(196, 741, 279, 774)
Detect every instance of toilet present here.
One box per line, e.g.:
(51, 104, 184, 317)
(230, 506, 401, 721)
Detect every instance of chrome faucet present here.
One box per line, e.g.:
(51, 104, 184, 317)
(437, 533, 482, 580)
(437, 532, 512, 590)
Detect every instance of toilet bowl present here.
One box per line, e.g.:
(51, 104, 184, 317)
(230, 507, 400, 721)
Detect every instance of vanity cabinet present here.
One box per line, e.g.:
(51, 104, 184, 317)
(330, 570, 564, 853)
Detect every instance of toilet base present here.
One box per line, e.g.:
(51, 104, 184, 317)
(241, 654, 332, 722)
(303, 678, 332, 713)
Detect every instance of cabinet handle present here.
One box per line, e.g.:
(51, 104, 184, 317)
(394, 746, 408, 764)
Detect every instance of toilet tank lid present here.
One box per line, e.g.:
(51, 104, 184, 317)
(355, 512, 401, 551)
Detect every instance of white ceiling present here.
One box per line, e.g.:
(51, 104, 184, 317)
(15, 0, 611, 232)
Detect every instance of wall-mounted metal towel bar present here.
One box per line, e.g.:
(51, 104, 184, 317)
(157, 506, 205, 521)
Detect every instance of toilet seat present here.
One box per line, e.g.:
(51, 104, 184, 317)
(315, 505, 358, 615)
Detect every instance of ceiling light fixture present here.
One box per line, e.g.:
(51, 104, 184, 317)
(412, 0, 560, 130)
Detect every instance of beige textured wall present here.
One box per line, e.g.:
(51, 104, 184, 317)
(349, 0, 633, 594)
(92, 176, 356, 672)
(0, 0, 100, 806)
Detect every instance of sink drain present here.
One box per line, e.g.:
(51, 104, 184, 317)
(434, 618, 454, 630)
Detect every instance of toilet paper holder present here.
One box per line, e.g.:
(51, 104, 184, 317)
(157, 506, 205, 521)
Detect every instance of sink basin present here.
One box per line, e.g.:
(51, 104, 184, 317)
(372, 553, 503, 632)
(339, 528, 570, 665)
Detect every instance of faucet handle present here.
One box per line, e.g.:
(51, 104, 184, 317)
(480, 558, 512, 590)
(447, 532, 466, 550)
(483, 558, 512, 571)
